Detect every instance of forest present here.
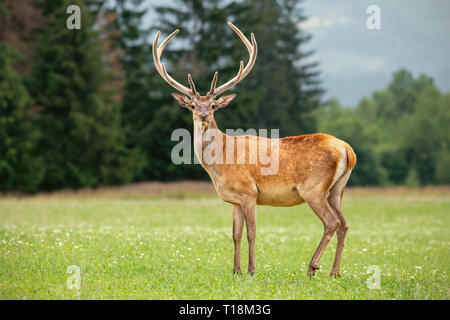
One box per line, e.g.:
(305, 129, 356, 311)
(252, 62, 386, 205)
(0, 0, 449, 192)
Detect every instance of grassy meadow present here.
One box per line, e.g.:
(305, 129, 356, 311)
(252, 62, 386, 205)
(0, 184, 449, 299)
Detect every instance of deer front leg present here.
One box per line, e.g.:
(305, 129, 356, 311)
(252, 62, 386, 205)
(232, 204, 245, 274)
(241, 199, 257, 275)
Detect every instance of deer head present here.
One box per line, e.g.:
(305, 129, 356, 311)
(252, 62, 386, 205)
(153, 22, 258, 128)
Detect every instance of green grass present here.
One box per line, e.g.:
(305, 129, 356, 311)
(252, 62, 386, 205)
(0, 190, 449, 299)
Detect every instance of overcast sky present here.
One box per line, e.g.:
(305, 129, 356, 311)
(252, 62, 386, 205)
(145, 0, 450, 106)
(299, 0, 450, 106)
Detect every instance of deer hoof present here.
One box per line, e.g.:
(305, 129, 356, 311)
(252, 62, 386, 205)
(307, 264, 319, 276)
(329, 272, 341, 278)
(233, 268, 242, 275)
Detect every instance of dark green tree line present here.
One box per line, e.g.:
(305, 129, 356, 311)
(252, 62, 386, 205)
(0, 0, 448, 192)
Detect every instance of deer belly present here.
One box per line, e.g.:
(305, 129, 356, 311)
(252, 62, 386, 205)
(256, 185, 304, 207)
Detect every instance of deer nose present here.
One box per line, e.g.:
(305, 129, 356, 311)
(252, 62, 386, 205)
(200, 114, 208, 121)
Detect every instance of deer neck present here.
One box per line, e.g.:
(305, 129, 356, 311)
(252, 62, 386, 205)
(193, 117, 225, 173)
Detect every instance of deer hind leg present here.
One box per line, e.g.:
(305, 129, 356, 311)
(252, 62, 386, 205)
(232, 204, 245, 274)
(328, 171, 351, 277)
(300, 188, 341, 276)
(240, 198, 257, 275)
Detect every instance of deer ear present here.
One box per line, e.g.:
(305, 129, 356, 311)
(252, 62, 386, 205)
(172, 93, 191, 108)
(216, 94, 236, 109)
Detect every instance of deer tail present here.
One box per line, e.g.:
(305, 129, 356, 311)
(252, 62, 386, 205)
(344, 142, 357, 170)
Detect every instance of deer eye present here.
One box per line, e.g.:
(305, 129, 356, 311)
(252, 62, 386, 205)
(190, 105, 195, 109)
(211, 105, 217, 110)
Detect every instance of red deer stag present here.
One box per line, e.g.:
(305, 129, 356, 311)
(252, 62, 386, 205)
(153, 22, 356, 277)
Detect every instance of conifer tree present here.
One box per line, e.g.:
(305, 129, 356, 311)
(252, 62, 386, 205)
(0, 43, 44, 192)
(29, 0, 143, 189)
(229, 0, 322, 135)
(107, 0, 177, 180)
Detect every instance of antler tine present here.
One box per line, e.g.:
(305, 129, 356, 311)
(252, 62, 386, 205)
(213, 22, 258, 97)
(248, 32, 258, 77)
(237, 60, 244, 79)
(209, 72, 218, 95)
(228, 22, 252, 52)
(187, 74, 197, 95)
(153, 29, 196, 97)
